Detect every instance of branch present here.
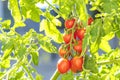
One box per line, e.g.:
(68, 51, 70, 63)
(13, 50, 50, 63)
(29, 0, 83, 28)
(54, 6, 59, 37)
(0, 58, 23, 79)
(44, 0, 63, 17)
(97, 58, 120, 65)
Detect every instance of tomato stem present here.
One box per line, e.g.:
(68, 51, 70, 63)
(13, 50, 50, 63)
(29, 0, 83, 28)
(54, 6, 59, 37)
(97, 58, 120, 65)
(45, 0, 63, 17)
(50, 69, 60, 80)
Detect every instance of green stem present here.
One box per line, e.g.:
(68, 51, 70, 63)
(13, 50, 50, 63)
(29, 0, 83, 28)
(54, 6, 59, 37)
(44, 0, 63, 17)
(22, 65, 34, 80)
(97, 58, 120, 65)
(50, 69, 60, 80)
(0, 58, 23, 79)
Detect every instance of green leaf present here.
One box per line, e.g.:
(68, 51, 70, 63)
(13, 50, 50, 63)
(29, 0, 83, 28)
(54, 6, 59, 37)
(90, 38, 101, 54)
(76, 0, 88, 25)
(82, 32, 89, 54)
(13, 21, 26, 28)
(0, 18, 2, 21)
(1, 59, 10, 68)
(39, 39, 57, 53)
(17, 46, 26, 58)
(52, 18, 62, 27)
(39, 19, 63, 43)
(1, 20, 11, 29)
(89, 74, 101, 80)
(31, 51, 39, 65)
(116, 30, 120, 38)
(61, 72, 74, 80)
(36, 74, 43, 80)
(15, 70, 25, 79)
(102, 32, 115, 41)
(8, 0, 22, 22)
(2, 40, 14, 60)
(99, 39, 111, 53)
(84, 55, 98, 73)
(115, 70, 120, 78)
(103, 17, 113, 34)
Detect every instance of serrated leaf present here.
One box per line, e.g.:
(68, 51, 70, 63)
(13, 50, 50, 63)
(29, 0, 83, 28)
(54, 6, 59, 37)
(31, 51, 39, 65)
(40, 19, 63, 43)
(84, 55, 98, 73)
(39, 40, 57, 53)
(99, 39, 111, 53)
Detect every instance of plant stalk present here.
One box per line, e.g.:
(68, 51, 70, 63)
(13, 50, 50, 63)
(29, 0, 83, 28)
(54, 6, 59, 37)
(50, 69, 60, 80)
(45, 0, 63, 17)
(97, 58, 120, 65)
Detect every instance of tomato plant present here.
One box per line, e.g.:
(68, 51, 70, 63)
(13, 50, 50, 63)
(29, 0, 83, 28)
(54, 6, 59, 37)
(0, 0, 120, 80)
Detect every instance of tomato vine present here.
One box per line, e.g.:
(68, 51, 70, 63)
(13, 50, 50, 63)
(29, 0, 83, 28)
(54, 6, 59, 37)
(0, 0, 120, 80)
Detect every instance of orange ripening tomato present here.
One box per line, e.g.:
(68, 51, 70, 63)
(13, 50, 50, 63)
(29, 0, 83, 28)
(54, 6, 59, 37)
(57, 58, 70, 74)
(70, 56, 83, 73)
(63, 33, 72, 44)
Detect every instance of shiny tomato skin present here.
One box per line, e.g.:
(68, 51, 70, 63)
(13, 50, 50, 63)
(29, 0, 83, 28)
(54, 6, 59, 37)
(59, 47, 67, 57)
(57, 58, 70, 74)
(65, 19, 75, 29)
(70, 56, 83, 73)
(74, 30, 77, 39)
(88, 17, 93, 25)
(76, 28, 86, 40)
(73, 40, 82, 53)
(63, 33, 71, 44)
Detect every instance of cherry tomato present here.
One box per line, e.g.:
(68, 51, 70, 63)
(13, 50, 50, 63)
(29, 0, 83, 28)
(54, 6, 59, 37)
(74, 30, 77, 39)
(88, 17, 93, 25)
(70, 56, 83, 73)
(73, 40, 82, 53)
(58, 47, 67, 57)
(63, 33, 71, 44)
(76, 28, 86, 40)
(57, 58, 70, 74)
(65, 19, 75, 29)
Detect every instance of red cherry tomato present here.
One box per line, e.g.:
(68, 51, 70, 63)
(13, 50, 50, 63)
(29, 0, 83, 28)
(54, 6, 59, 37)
(59, 47, 67, 57)
(65, 19, 75, 29)
(73, 40, 82, 53)
(88, 17, 93, 25)
(70, 56, 83, 73)
(74, 30, 77, 39)
(57, 58, 70, 74)
(76, 28, 86, 40)
(63, 33, 71, 44)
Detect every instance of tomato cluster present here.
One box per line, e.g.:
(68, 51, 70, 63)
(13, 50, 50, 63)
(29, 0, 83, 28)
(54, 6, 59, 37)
(57, 17, 93, 74)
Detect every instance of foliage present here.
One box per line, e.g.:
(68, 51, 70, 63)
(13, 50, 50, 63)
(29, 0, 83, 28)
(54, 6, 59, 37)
(0, 0, 120, 80)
